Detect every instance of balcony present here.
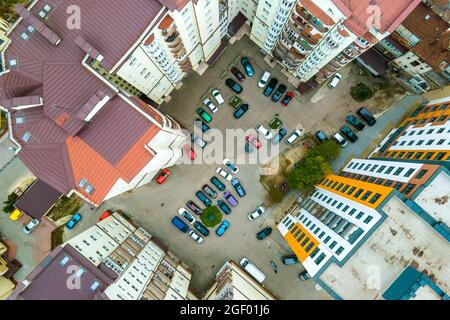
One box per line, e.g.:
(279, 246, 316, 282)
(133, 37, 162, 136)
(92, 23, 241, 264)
(296, 5, 329, 34)
(289, 47, 306, 61)
(170, 41, 184, 54)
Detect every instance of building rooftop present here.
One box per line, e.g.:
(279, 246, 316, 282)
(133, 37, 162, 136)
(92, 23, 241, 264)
(318, 195, 450, 299)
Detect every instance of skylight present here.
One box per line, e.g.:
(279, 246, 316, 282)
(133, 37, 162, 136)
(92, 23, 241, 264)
(21, 131, 31, 143)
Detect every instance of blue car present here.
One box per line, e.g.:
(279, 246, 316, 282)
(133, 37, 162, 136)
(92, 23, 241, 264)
(217, 199, 232, 215)
(264, 78, 278, 97)
(210, 176, 226, 191)
(171, 216, 190, 233)
(66, 213, 82, 229)
(233, 103, 249, 119)
(240, 57, 254, 77)
(272, 128, 288, 144)
(231, 178, 246, 197)
(216, 220, 231, 237)
(196, 191, 212, 207)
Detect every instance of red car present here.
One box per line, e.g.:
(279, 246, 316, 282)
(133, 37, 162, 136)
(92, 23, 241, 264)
(281, 92, 294, 106)
(231, 67, 246, 82)
(184, 144, 196, 160)
(156, 169, 171, 184)
(246, 135, 262, 149)
(98, 210, 112, 222)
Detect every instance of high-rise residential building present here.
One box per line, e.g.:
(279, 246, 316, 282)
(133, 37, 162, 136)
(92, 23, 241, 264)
(370, 86, 450, 166)
(203, 261, 276, 300)
(9, 212, 193, 300)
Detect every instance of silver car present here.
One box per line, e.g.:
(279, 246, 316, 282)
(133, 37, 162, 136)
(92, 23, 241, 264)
(256, 124, 273, 140)
(23, 219, 40, 234)
(202, 97, 218, 113)
(188, 230, 204, 244)
(248, 206, 265, 221)
(286, 129, 303, 145)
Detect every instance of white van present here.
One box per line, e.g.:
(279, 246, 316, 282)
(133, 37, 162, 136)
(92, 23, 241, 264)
(328, 73, 342, 89)
(240, 258, 266, 284)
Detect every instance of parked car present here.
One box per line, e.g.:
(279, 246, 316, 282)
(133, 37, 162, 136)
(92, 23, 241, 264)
(332, 132, 349, 148)
(212, 89, 224, 105)
(194, 221, 210, 237)
(178, 207, 195, 224)
(357, 107, 376, 126)
(229, 96, 242, 109)
(315, 130, 328, 143)
(263, 78, 278, 96)
(216, 167, 233, 181)
(225, 78, 243, 94)
(183, 144, 196, 160)
(231, 178, 246, 197)
(346, 115, 365, 131)
(186, 200, 203, 215)
(23, 219, 40, 234)
(328, 73, 342, 89)
(156, 169, 171, 184)
(231, 66, 246, 82)
(258, 71, 271, 88)
(240, 258, 266, 284)
(196, 191, 212, 207)
(340, 125, 358, 143)
(272, 128, 288, 144)
(216, 220, 231, 237)
(240, 57, 254, 76)
(191, 133, 207, 149)
(223, 191, 238, 207)
(248, 205, 265, 221)
(256, 227, 272, 240)
(195, 119, 210, 133)
(245, 142, 254, 153)
(171, 216, 190, 233)
(98, 210, 112, 222)
(66, 213, 82, 229)
(202, 184, 217, 199)
(281, 92, 294, 106)
(217, 199, 232, 215)
(210, 176, 226, 191)
(298, 271, 311, 281)
(246, 134, 262, 149)
(223, 158, 239, 174)
(188, 230, 204, 244)
(256, 124, 273, 140)
(286, 129, 303, 145)
(282, 255, 299, 265)
(233, 103, 249, 119)
(202, 97, 218, 113)
(9, 209, 23, 221)
(272, 84, 287, 102)
(196, 107, 212, 123)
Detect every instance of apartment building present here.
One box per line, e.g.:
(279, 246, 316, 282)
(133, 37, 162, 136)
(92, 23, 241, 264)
(0, 18, 9, 53)
(203, 261, 276, 300)
(249, 0, 421, 85)
(0, 241, 16, 300)
(370, 87, 450, 167)
(9, 212, 193, 300)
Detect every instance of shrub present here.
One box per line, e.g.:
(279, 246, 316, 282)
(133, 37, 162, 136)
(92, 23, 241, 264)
(3, 192, 18, 213)
(200, 206, 222, 228)
(307, 140, 341, 161)
(350, 83, 374, 102)
(267, 186, 286, 204)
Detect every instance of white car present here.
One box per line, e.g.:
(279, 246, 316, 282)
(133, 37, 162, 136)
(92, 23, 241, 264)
(328, 73, 342, 89)
(216, 167, 233, 181)
(178, 208, 195, 224)
(191, 133, 207, 149)
(202, 97, 218, 113)
(212, 89, 224, 105)
(188, 230, 204, 244)
(286, 129, 303, 145)
(248, 206, 265, 221)
(258, 71, 271, 88)
(256, 124, 273, 140)
(23, 219, 40, 234)
(332, 132, 349, 148)
(223, 158, 239, 174)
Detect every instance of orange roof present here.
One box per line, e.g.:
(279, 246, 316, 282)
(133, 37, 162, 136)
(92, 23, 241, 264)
(144, 34, 155, 46)
(301, 0, 335, 26)
(158, 15, 174, 30)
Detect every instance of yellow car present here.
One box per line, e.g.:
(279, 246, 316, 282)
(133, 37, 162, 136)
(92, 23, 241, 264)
(9, 209, 23, 221)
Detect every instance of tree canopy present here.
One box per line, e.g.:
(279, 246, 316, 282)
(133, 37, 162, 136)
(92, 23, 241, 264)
(200, 206, 222, 228)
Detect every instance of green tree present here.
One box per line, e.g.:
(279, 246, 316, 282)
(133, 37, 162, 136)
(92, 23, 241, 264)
(200, 206, 222, 228)
(3, 192, 18, 213)
(350, 83, 374, 102)
(287, 156, 331, 192)
(267, 186, 286, 204)
(307, 140, 341, 161)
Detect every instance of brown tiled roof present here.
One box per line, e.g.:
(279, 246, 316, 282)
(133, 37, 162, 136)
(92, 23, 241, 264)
(159, 0, 190, 12)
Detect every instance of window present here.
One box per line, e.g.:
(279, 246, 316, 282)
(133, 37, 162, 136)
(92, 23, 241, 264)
(314, 253, 326, 265)
(85, 184, 95, 195)
(415, 169, 428, 179)
(79, 179, 87, 189)
(393, 167, 404, 176)
(21, 131, 31, 143)
(353, 188, 364, 198)
(404, 168, 415, 177)
(336, 246, 344, 255)
(435, 152, 446, 160)
(424, 152, 434, 160)
(16, 116, 24, 124)
(402, 183, 416, 195)
(426, 140, 435, 145)
(369, 193, 382, 204)
(9, 58, 18, 67)
(385, 166, 395, 174)
(363, 216, 373, 224)
(355, 212, 364, 219)
(437, 139, 446, 145)
(361, 191, 372, 201)
(394, 182, 403, 190)
(59, 256, 70, 266)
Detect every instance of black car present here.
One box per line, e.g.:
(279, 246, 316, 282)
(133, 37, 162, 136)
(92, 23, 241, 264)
(233, 103, 249, 119)
(263, 78, 278, 97)
(225, 78, 243, 94)
(282, 255, 299, 265)
(346, 115, 365, 131)
(231, 67, 246, 82)
(194, 221, 210, 237)
(272, 84, 287, 102)
(195, 118, 210, 133)
(256, 227, 272, 240)
(186, 200, 203, 216)
(315, 131, 328, 143)
(357, 107, 376, 126)
(340, 125, 358, 143)
(210, 176, 225, 191)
